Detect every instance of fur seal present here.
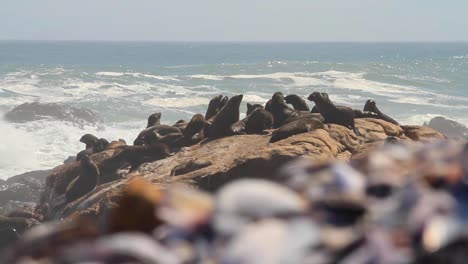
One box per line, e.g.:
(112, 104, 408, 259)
(80, 134, 99, 149)
(77, 135, 109, 161)
(170, 114, 207, 148)
(364, 100, 399, 125)
(284, 94, 310, 112)
(265, 99, 272, 113)
(270, 92, 304, 128)
(154, 132, 184, 146)
(231, 107, 273, 135)
(270, 116, 324, 143)
(205, 95, 223, 120)
(246, 103, 264, 115)
(95, 138, 109, 152)
(308, 92, 360, 135)
(173, 119, 188, 133)
(207, 94, 243, 138)
(100, 144, 171, 176)
(170, 159, 213, 176)
(146, 112, 162, 128)
(183, 114, 206, 139)
(133, 125, 181, 146)
(66, 154, 99, 202)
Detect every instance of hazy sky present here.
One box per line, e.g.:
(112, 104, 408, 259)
(1, 0, 468, 42)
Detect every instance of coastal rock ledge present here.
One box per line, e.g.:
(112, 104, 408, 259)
(38, 119, 445, 221)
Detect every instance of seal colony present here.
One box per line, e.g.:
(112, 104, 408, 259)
(62, 91, 401, 204)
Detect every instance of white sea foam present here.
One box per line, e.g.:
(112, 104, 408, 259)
(188, 75, 225, 81)
(95, 72, 126, 77)
(393, 75, 450, 84)
(95, 71, 178, 81)
(0, 117, 141, 179)
(242, 94, 270, 103)
(143, 97, 209, 108)
(0, 118, 40, 179)
(452, 55, 468, 59)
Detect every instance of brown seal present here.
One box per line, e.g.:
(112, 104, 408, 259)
(270, 92, 305, 128)
(231, 107, 273, 135)
(270, 115, 324, 143)
(133, 125, 181, 145)
(284, 94, 310, 111)
(99, 144, 171, 177)
(207, 94, 243, 139)
(146, 112, 162, 128)
(308, 92, 360, 135)
(364, 99, 399, 125)
(205, 95, 229, 120)
(172, 119, 188, 133)
(79, 134, 99, 149)
(246, 103, 264, 115)
(65, 154, 99, 202)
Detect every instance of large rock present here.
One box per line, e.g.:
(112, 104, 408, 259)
(35, 119, 447, 221)
(0, 170, 49, 214)
(425, 116, 468, 140)
(402, 125, 446, 142)
(4, 102, 101, 124)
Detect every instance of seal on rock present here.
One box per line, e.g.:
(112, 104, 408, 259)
(79, 134, 99, 149)
(183, 114, 206, 140)
(207, 94, 243, 139)
(284, 94, 310, 112)
(270, 116, 324, 143)
(146, 112, 162, 128)
(364, 100, 399, 125)
(171, 114, 207, 148)
(65, 154, 99, 202)
(270, 92, 304, 128)
(308, 92, 360, 135)
(205, 95, 228, 120)
(246, 103, 264, 115)
(231, 108, 273, 135)
(99, 144, 171, 177)
(133, 125, 181, 146)
(173, 119, 188, 133)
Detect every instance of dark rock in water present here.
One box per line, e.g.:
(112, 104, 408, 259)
(0, 172, 47, 207)
(4, 102, 101, 124)
(425, 116, 468, 140)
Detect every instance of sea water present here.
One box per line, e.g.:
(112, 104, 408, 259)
(1, 41, 467, 178)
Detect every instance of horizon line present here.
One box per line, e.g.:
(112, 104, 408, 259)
(1, 39, 468, 44)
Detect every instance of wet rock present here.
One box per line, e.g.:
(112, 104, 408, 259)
(4, 102, 101, 124)
(425, 116, 468, 140)
(402, 125, 446, 142)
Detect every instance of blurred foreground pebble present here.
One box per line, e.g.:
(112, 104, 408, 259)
(1, 140, 468, 263)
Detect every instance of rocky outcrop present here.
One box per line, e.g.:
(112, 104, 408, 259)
(0, 170, 49, 215)
(36, 119, 446, 221)
(4, 102, 102, 124)
(425, 116, 468, 140)
(402, 125, 446, 142)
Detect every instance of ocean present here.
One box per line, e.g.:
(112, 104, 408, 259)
(1, 41, 468, 178)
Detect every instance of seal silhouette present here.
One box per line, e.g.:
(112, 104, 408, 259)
(270, 116, 324, 143)
(270, 92, 304, 128)
(246, 103, 264, 115)
(133, 125, 181, 146)
(207, 94, 243, 138)
(308, 92, 360, 135)
(364, 99, 399, 125)
(146, 112, 162, 128)
(284, 94, 310, 112)
(65, 154, 99, 202)
(231, 107, 273, 135)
